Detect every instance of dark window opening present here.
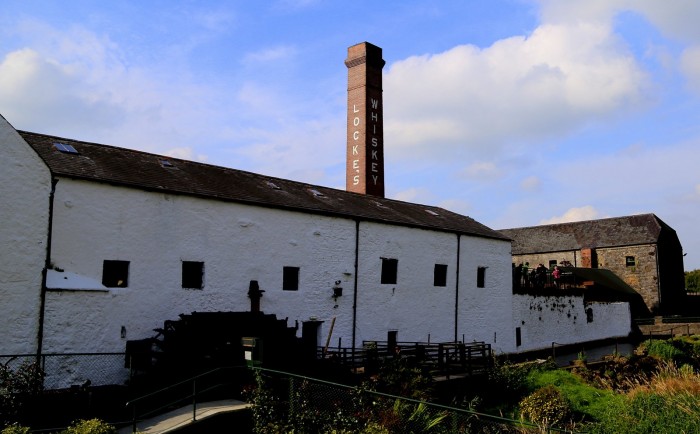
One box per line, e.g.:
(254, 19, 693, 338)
(434, 264, 448, 287)
(283, 266, 300, 291)
(102, 260, 129, 288)
(381, 258, 398, 284)
(516, 327, 522, 347)
(626, 256, 636, 267)
(549, 260, 557, 269)
(477, 266, 486, 288)
(182, 261, 204, 289)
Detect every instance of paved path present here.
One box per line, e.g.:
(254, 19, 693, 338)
(118, 399, 251, 434)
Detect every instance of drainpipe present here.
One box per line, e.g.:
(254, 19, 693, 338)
(654, 245, 662, 314)
(454, 234, 461, 342)
(351, 219, 360, 354)
(37, 178, 58, 359)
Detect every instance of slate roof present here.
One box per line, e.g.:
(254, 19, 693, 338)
(499, 214, 672, 254)
(20, 131, 508, 240)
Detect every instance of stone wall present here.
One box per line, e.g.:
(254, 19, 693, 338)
(596, 244, 660, 312)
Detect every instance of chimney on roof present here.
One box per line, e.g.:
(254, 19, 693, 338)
(345, 42, 385, 197)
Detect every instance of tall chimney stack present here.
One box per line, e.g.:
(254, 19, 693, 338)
(345, 42, 385, 197)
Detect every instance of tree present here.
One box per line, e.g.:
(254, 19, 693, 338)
(685, 269, 700, 292)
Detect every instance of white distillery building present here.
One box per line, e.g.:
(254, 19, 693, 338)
(0, 43, 632, 385)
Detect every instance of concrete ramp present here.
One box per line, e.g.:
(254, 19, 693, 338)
(118, 399, 250, 434)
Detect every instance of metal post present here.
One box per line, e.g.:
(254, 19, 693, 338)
(192, 378, 197, 422)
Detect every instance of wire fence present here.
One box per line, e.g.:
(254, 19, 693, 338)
(248, 367, 574, 434)
(0, 353, 128, 389)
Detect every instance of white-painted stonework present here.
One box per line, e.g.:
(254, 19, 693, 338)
(0, 116, 52, 354)
(44, 178, 358, 353)
(513, 294, 631, 352)
(43, 178, 517, 355)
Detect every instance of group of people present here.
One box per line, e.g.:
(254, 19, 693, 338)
(512, 262, 562, 289)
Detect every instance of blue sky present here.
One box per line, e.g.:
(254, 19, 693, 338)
(2, 1, 700, 270)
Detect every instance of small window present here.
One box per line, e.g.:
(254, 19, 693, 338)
(182, 261, 204, 289)
(102, 260, 129, 288)
(515, 327, 522, 347)
(381, 258, 398, 284)
(477, 266, 486, 288)
(548, 260, 557, 269)
(434, 264, 448, 287)
(626, 256, 636, 267)
(283, 266, 300, 291)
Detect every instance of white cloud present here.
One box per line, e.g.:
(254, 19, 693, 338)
(384, 21, 649, 160)
(520, 176, 541, 192)
(0, 48, 125, 132)
(243, 45, 298, 64)
(680, 45, 700, 95)
(540, 206, 604, 225)
(461, 161, 502, 181)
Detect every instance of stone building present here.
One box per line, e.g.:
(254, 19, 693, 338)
(499, 214, 686, 316)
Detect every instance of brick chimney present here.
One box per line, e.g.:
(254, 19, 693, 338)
(345, 42, 385, 197)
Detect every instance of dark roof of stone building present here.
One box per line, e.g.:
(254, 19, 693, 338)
(499, 214, 674, 254)
(20, 131, 508, 240)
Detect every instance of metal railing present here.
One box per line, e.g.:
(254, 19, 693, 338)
(124, 366, 247, 433)
(249, 366, 577, 433)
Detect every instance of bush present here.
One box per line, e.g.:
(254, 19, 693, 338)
(639, 339, 685, 362)
(59, 419, 116, 434)
(0, 361, 44, 426)
(1, 424, 29, 434)
(519, 385, 571, 428)
(526, 367, 622, 421)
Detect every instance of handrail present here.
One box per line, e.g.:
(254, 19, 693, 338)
(124, 365, 245, 433)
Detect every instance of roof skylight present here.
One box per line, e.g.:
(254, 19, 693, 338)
(425, 209, 440, 216)
(160, 159, 174, 168)
(309, 188, 325, 197)
(267, 181, 282, 190)
(53, 142, 78, 154)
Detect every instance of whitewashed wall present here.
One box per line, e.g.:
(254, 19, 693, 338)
(0, 116, 52, 354)
(459, 236, 515, 353)
(43, 177, 516, 357)
(513, 294, 631, 352)
(355, 223, 459, 345)
(44, 178, 358, 352)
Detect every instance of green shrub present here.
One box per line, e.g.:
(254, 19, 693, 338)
(527, 367, 622, 420)
(1, 424, 30, 434)
(640, 339, 685, 362)
(519, 385, 571, 427)
(59, 419, 116, 434)
(0, 361, 44, 426)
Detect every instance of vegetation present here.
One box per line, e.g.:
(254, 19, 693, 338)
(58, 419, 117, 434)
(2, 419, 117, 434)
(0, 361, 44, 427)
(686, 269, 700, 292)
(242, 336, 700, 433)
